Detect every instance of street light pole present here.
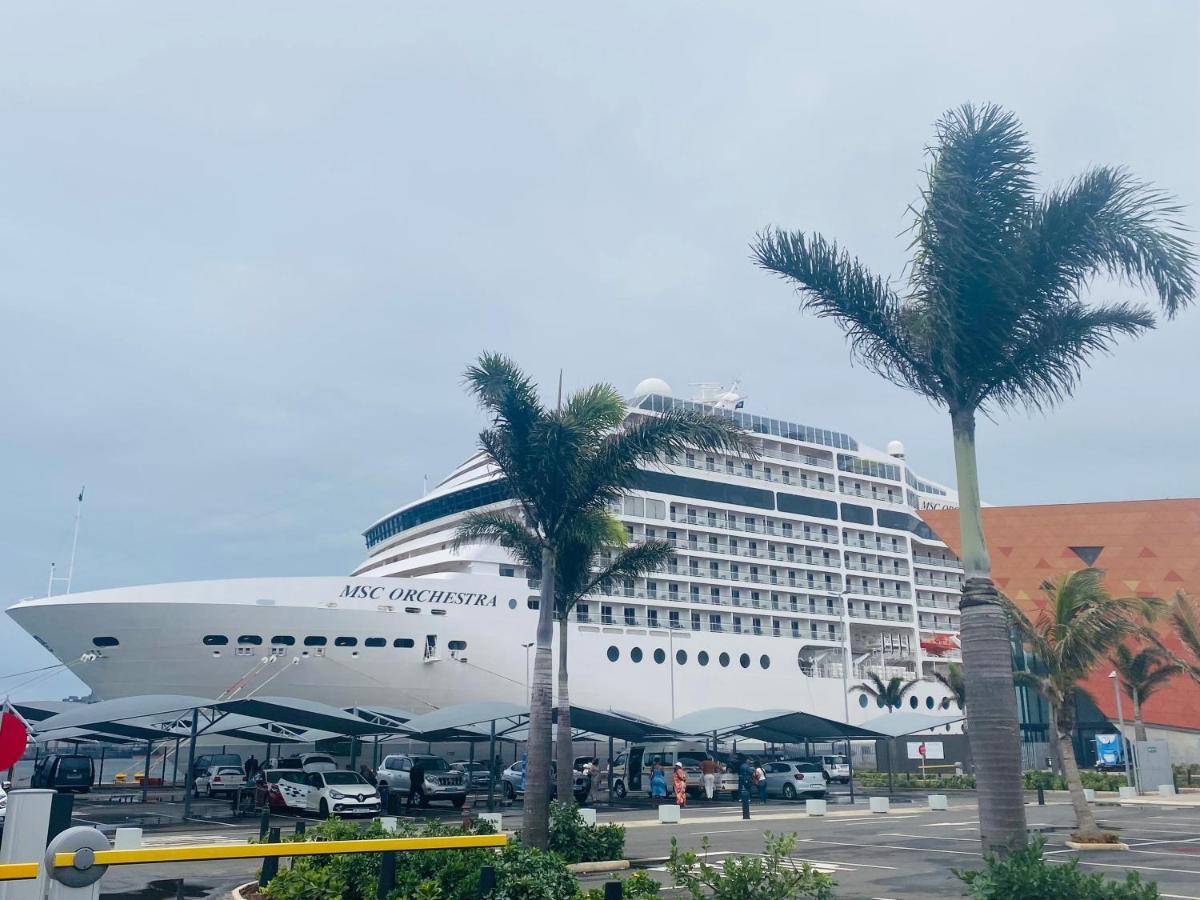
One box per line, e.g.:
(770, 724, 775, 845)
(1109, 670, 1134, 790)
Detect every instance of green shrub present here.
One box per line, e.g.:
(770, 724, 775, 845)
(1022, 770, 1130, 792)
(260, 865, 346, 900)
(488, 844, 580, 900)
(853, 771, 975, 790)
(577, 871, 661, 898)
(956, 837, 1158, 899)
(667, 833, 835, 900)
(548, 801, 626, 863)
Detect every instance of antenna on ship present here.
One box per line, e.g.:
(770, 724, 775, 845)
(46, 486, 85, 597)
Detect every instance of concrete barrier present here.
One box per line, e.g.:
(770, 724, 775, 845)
(577, 808, 597, 826)
(1119, 786, 1139, 799)
(927, 794, 948, 811)
(1083, 789, 1096, 802)
(477, 813, 503, 832)
(377, 817, 399, 833)
(113, 829, 143, 850)
(658, 804, 681, 824)
(869, 797, 890, 814)
(1159, 784, 1177, 797)
(805, 799, 826, 816)
(0, 789, 55, 900)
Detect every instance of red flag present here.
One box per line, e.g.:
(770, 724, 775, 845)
(0, 709, 29, 771)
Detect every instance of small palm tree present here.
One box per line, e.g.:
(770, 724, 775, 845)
(753, 103, 1194, 853)
(852, 672, 921, 713)
(457, 506, 673, 802)
(933, 662, 967, 714)
(1110, 644, 1177, 742)
(459, 353, 748, 846)
(1168, 591, 1200, 682)
(1007, 569, 1153, 838)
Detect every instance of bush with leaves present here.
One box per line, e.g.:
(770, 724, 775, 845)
(1022, 770, 1129, 792)
(956, 837, 1158, 899)
(487, 844, 580, 900)
(548, 801, 626, 863)
(667, 833, 835, 900)
(577, 871, 661, 898)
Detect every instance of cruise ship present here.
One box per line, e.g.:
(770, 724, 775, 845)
(7, 380, 966, 726)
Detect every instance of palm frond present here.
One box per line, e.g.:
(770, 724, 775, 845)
(463, 352, 545, 437)
(453, 510, 542, 571)
(1030, 166, 1197, 318)
(579, 541, 674, 603)
(562, 384, 626, 437)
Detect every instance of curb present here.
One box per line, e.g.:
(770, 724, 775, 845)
(1065, 840, 1130, 851)
(566, 859, 631, 875)
(232, 880, 257, 899)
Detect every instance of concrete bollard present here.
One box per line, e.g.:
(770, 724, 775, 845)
(805, 798, 826, 816)
(658, 804, 681, 824)
(0, 789, 55, 900)
(578, 807, 597, 826)
(927, 794, 948, 811)
(1119, 786, 1139, 799)
(1083, 789, 1096, 802)
(869, 796, 890, 814)
(377, 816, 399, 833)
(1159, 784, 1177, 797)
(477, 813, 503, 831)
(113, 828, 143, 850)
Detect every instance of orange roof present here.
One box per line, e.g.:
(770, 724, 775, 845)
(921, 499, 1200, 732)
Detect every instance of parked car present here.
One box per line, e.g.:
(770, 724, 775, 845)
(801, 754, 850, 784)
(376, 754, 467, 808)
(299, 753, 338, 773)
(267, 756, 304, 771)
(30, 754, 94, 793)
(195, 765, 246, 799)
(305, 770, 381, 818)
(451, 761, 494, 791)
(256, 769, 311, 812)
(764, 761, 827, 800)
(0, 781, 7, 836)
(191, 753, 242, 783)
(609, 743, 738, 799)
(500, 761, 588, 803)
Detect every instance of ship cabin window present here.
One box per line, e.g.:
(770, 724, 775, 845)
(698, 650, 710, 666)
(499, 566, 515, 577)
(653, 648, 666, 664)
(203, 635, 229, 646)
(335, 637, 358, 647)
(448, 640, 467, 650)
(394, 638, 415, 648)
(647, 609, 659, 628)
(405, 607, 420, 614)
(238, 635, 263, 645)
(760, 654, 770, 670)
(624, 608, 636, 626)
(607, 646, 619, 662)
(718, 652, 731, 667)
(365, 638, 387, 648)
(431, 609, 447, 616)
(92, 636, 119, 647)
(527, 599, 539, 610)
(271, 636, 295, 646)
(739, 653, 751, 668)
(630, 647, 643, 663)
(576, 603, 590, 623)
(304, 636, 327, 647)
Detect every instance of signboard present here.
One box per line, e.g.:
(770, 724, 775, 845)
(906, 741, 944, 761)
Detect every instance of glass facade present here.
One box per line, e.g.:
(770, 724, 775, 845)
(364, 479, 513, 548)
(837, 454, 900, 481)
(634, 394, 857, 450)
(877, 509, 939, 541)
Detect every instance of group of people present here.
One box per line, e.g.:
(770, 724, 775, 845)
(649, 757, 771, 806)
(649, 760, 690, 806)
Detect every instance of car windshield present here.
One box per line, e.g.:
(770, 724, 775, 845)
(416, 757, 450, 772)
(60, 758, 91, 773)
(325, 772, 369, 786)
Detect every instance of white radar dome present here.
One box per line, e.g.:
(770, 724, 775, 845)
(887, 440, 906, 458)
(633, 377, 673, 398)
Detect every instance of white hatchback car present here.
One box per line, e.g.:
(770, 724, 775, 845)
(196, 765, 246, 799)
(763, 761, 827, 800)
(305, 770, 381, 818)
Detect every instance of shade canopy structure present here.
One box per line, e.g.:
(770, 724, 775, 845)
(30, 695, 213, 736)
(858, 711, 965, 737)
(558, 706, 686, 743)
(670, 707, 888, 743)
(399, 701, 528, 743)
(216, 697, 403, 738)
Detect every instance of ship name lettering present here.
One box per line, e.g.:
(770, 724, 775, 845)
(341, 584, 496, 607)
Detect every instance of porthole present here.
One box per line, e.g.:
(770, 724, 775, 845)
(508, 598, 518, 609)
(607, 646, 620, 662)
(449, 640, 467, 650)
(431, 609, 447, 616)
(698, 651, 709, 667)
(365, 638, 387, 648)
(394, 638, 415, 648)
(203, 635, 228, 646)
(631, 647, 644, 663)
(304, 636, 327, 647)
(739, 653, 750, 669)
(238, 635, 263, 646)
(926, 696, 936, 710)
(858, 694, 869, 708)
(876, 696, 885, 708)
(719, 652, 730, 668)
(92, 637, 119, 648)
(676, 650, 687, 665)
(653, 648, 666, 664)
(759, 654, 770, 670)
(271, 636, 295, 646)
(909, 696, 919, 709)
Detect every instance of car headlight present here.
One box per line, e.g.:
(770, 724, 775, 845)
(328, 790, 346, 800)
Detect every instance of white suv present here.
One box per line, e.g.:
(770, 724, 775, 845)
(376, 754, 467, 808)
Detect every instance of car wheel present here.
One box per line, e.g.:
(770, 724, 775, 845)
(503, 782, 515, 801)
(319, 799, 330, 819)
(782, 783, 797, 800)
(451, 797, 465, 809)
(613, 780, 626, 800)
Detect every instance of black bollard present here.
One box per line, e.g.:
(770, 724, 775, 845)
(377, 851, 396, 899)
(175, 879, 185, 900)
(603, 881, 622, 900)
(295, 820, 307, 837)
(477, 864, 496, 897)
(741, 788, 750, 820)
(259, 807, 271, 840)
(259, 826, 282, 887)
(1037, 785, 1045, 806)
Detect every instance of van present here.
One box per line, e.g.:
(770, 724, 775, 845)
(30, 754, 94, 793)
(191, 753, 242, 782)
(609, 742, 738, 799)
(801, 754, 850, 783)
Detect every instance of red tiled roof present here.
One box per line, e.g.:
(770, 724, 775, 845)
(920, 499, 1200, 732)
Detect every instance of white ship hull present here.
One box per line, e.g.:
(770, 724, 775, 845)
(6, 575, 954, 725)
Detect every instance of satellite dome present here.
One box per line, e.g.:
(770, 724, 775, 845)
(633, 377, 673, 398)
(886, 440, 906, 458)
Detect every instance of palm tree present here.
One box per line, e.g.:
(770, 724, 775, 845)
(459, 353, 748, 847)
(933, 662, 966, 714)
(457, 505, 674, 802)
(1007, 569, 1152, 838)
(752, 103, 1195, 853)
(851, 672, 921, 712)
(1110, 644, 1176, 742)
(1168, 591, 1200, 681)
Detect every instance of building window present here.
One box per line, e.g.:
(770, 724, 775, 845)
(394, 638, 415, 648)
(499, 566, 515, 577)
(719, 652, 731, 667)
(858, 694, 869, 708)
(527, 599, 539, 610)
(576, 603, 590, 623)
(653, 648, 666, 664)
(676, 649, 687, 665)
(203, 635, 229, 646)
(698, 651, 710, 666)
(304, 636, 327, 647)
(334, 637, 358, 647)
(647, 609, 659, 628)
(625, 608, 637, 626)
(271, 635, 295, 646)
(92, 636, 119, 647)
(238, 635, 263, 645)
(631, 647, 644, 663)
(607, 646, 619, 662)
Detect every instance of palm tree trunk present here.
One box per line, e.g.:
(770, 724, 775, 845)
(1131, 688, 1147, 743)
(951, 408, 1028, 855)
(555, 614, 576, 804)
(1054, 703, 1101, 836)
(522, 546, 557, 849)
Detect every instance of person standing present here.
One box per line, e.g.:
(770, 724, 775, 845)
(405, 758, 426, 813)
(737, 756, 752, 820)
(650, 763, 667, 804)
(700, 756, 717, 801)
(754, 761, 767, 803)
(673, 762, 688, 808)
(244, 755, 259, 779)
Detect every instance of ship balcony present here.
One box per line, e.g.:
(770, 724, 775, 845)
(844, 559, 909, 576)
(841, 537, 907, 555)
(912, 554, 963, 570)
(916, 596, 959, 611)
(915, 575, 963, 590)
(837, 485, 906, 505)
(847, 607, 914, 624)
(844, 583, 912, 600)
(669, 456, 835, 492)
(647, 536, 841, 568)
(668, 513, 839, 544)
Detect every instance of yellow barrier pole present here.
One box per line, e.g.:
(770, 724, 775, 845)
(55, 833, 507, 868)
(0, 863, 39, 882)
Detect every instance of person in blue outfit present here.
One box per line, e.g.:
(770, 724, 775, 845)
(649, 763, 668, 803)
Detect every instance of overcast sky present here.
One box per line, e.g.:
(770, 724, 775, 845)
(3, 1, 1197, 699)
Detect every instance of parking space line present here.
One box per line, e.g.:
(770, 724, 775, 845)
(880, 832, 979, 842)
(1071, 859, 1200, 876)
(1128, 837, 1200, 848)
(797, 838, 977, 856)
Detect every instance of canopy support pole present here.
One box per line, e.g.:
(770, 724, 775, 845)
(142, 739, 152, 803)
(847, 739, 855, 805)
(468, 739, 475, 802)
(486, 719, 496, 813)
(183, 709, 199, 820)
(607, 735, 614, 806)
